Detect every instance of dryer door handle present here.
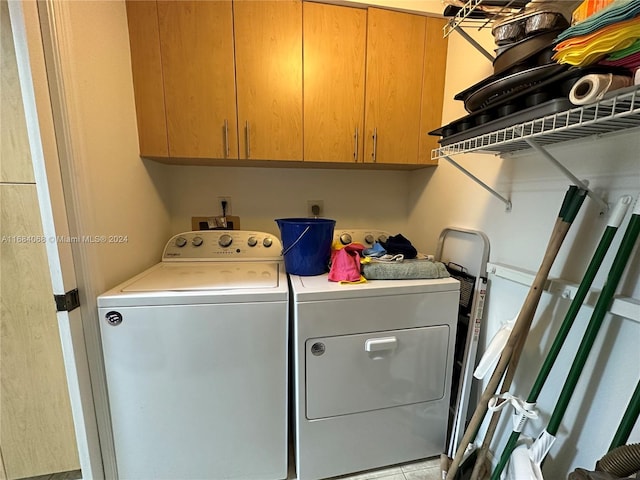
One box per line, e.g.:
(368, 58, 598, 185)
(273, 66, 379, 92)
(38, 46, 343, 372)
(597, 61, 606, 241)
(365, 336, 397, 352)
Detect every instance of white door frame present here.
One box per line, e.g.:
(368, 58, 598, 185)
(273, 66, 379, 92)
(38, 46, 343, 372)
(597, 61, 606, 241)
(8, 2, 114, 478)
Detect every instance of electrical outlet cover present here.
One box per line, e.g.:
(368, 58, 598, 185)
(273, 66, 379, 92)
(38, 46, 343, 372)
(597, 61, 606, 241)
(307, 200, 324, 217)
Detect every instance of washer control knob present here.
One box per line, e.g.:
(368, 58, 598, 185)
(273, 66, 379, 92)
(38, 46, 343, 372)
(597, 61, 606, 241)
(218, 234, 233, 248)
(364, 234, 375, 245)
(175, 236, 187, 248)
(263, 237, 273, 248)
(247, 236, 258, 247)
(192, 236, 203, 247)
(378, 235, 388, 244)
(339, 233, 352, 245)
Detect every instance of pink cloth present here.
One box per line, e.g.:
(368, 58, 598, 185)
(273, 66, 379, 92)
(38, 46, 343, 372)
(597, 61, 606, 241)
(328, 243, 365, 283)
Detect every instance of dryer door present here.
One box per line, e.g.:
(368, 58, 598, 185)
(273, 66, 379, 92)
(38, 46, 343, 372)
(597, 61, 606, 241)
(305, 325, 450, 419)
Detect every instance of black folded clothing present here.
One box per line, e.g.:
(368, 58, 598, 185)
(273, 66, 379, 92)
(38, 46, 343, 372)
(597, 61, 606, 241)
(380, 234, 418, 259)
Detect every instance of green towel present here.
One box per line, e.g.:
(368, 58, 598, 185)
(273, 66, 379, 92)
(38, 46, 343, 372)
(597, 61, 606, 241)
(362, 260, 450, 280)
(606, 38, 640, 59)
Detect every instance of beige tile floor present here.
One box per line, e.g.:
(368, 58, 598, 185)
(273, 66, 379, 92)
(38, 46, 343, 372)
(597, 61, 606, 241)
(289, 456, 442, 480)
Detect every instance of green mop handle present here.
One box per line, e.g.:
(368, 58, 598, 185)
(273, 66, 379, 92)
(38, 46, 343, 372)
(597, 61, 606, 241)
(490, 195, 634, 480)
(547, 199, 640, 437)
(445, 186, 583, 480)
(530, 196, 632, 399)
(609, 379, 640, 451)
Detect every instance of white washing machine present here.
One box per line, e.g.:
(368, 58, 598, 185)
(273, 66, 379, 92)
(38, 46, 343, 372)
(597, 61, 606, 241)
(289, 229, 460, 480)
(98, 231, 288, 480)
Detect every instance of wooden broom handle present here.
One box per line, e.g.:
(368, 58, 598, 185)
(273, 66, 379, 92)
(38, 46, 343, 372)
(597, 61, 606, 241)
(446, 219, 572, 480)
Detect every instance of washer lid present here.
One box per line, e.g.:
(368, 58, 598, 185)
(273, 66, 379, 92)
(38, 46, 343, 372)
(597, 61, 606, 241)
(122, 262, 280, 292)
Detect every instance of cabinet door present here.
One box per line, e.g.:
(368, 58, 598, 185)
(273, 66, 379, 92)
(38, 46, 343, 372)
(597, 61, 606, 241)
(419, 17, 449, 165)
(303, 2, 366, 164)
(364, 8, 426, 165)
(157, 0, 238, 159)
(1, 0, 35, 182)
(0, 186, 80, 479)
(234, 0, 302, 161)
(125, 1, 168, 157)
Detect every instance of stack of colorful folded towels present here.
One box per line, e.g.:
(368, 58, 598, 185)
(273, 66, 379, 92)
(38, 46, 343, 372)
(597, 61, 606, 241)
(553, 0, 640, 71)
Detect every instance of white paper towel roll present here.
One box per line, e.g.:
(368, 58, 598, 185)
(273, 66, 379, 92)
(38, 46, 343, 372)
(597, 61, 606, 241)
(569, 74, 633, 105)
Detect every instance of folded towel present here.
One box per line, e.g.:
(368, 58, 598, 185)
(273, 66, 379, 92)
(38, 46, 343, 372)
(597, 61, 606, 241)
(362, 260, 450, 280)
(556, 0, 640, 43)
(553, 17, 640, 66)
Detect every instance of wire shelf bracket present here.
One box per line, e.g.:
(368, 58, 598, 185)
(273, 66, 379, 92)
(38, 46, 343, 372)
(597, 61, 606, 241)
(442, 155, 512, 211)
(523, 137, 609, 213)
(453, 27, 494, 62)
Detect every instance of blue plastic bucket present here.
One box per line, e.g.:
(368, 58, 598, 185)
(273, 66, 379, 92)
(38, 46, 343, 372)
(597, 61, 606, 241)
(275, 218, 336, 276)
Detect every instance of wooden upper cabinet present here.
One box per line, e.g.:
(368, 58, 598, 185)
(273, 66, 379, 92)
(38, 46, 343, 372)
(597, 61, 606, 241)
(419, 17, 449, 165)
(125, 1, 447, 167)
(363, 8, 427, 165)
(125, 1, 168, 157)
(157, 0, 238, 159)
(303, 2, 366, 164)
(234, 0, 303, 161)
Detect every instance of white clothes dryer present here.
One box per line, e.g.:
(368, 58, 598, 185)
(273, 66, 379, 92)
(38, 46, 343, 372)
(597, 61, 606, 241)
(289, 229, 460, 480)
(98, 231, 288, 480)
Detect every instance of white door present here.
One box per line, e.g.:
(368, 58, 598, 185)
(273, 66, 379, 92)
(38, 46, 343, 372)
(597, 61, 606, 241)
(7, 2, 101, 478)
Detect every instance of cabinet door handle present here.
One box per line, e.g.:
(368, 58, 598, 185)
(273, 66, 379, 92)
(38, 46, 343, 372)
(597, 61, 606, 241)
(245, 120, 251, 158)
(224, 119, 230, 158)
(372, 128, 377, 163)
(353, 127, 359, 162)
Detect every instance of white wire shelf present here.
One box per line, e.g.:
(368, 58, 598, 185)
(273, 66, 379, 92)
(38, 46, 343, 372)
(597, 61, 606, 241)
(432, 86, 640, 160)
(444, 0, 488, 37)
(442, 0, 527, 60)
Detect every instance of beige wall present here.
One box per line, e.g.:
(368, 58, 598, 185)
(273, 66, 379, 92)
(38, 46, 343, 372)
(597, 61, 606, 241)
(55, 1, 171, 292)
(166, 165, 410, 238)
(407, 21, 640, 478)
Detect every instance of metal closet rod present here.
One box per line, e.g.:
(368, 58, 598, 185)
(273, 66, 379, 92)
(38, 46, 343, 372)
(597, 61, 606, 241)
(443, 137, 610, 214)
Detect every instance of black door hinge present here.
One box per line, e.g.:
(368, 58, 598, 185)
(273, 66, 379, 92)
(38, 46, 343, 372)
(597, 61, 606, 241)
(54, 288, 80, 312)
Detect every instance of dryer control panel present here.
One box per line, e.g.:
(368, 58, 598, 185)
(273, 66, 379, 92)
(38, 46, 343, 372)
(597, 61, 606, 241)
(333, 229, 391, 247)
(163, 231, 282, 261)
